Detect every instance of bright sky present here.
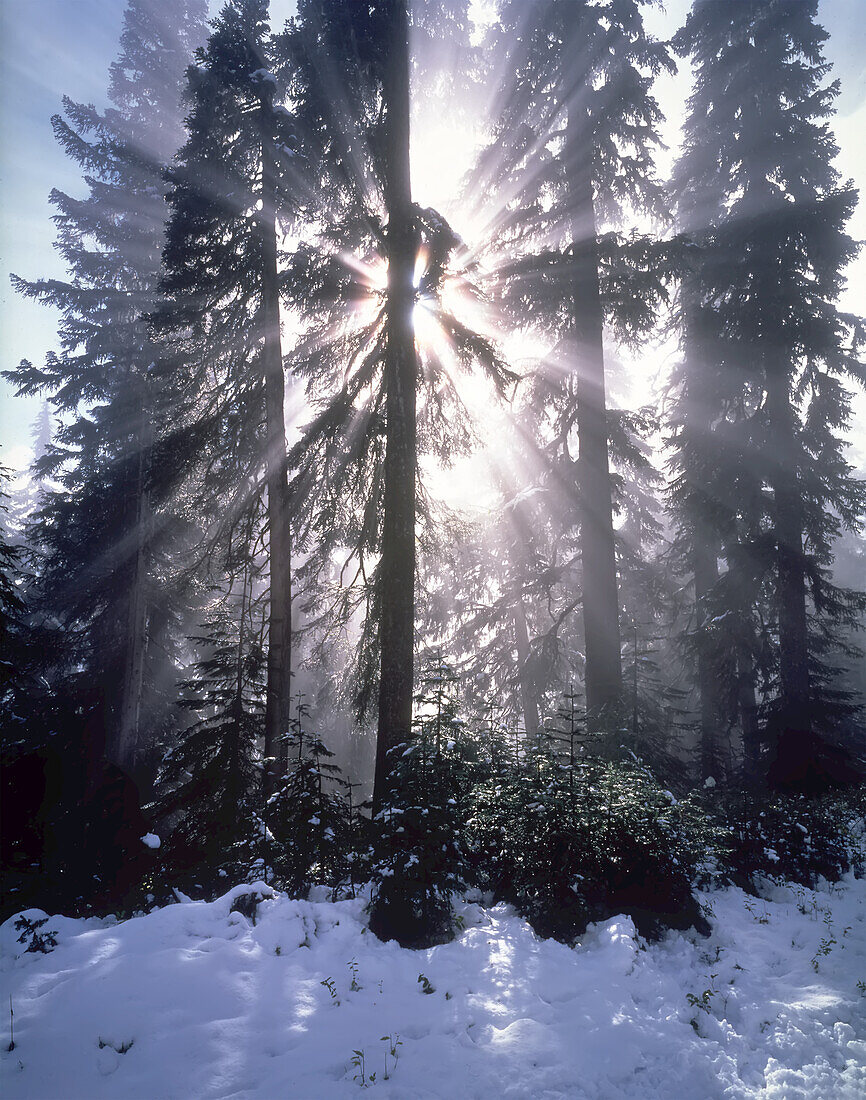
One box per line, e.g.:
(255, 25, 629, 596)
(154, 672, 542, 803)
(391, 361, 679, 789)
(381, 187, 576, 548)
(1, 0, 864, 474)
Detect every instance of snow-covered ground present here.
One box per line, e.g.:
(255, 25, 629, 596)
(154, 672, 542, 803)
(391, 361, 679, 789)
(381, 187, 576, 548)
(1, 875, 865, 1099)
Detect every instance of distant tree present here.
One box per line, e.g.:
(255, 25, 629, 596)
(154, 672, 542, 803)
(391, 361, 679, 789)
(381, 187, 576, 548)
(670, 0, 866, 788)
(471, 0, 676, 730)
(4, 0, 206, 785)
(0, 465, 28, 736)
(420, 411, 583, 736)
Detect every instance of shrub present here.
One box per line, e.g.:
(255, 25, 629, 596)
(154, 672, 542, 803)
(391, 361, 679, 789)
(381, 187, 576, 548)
(712, 789, 866, 890)
(466, 746, 711, 941)
(268, 705, 355, 898)
(368, 661, 474, 948)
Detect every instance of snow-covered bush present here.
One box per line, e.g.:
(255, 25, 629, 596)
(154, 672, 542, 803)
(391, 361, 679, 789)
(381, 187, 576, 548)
(711, 790, 866, 890)
(368, 736, 467, 948)
(368, 663, 477, 947)
(268, 706, 362, 899)
(466, 747, 711, 941)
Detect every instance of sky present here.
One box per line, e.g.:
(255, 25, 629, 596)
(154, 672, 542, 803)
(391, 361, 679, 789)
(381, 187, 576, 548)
(1, 0, 864, 474)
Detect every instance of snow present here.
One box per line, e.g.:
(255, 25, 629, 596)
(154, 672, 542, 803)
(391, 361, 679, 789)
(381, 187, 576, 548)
(140, 833, 161, 850)
(2, 877, 865, 1098)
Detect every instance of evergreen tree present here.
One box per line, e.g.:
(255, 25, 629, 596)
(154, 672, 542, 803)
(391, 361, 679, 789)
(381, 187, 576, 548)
(279, 0, 511, 810)
(375, 0, 419, 811)
(155, 544, 268, 893)
(420, 418, 583, 735)
(470, 0, 676, 730)
(158, 0, 299, 795)
(4, 0, 206, 784)
(670, 0, 866, 788)
(268, 696, 354, 897)
(0, 465, 29, 737)
(369, 655, 473, 946)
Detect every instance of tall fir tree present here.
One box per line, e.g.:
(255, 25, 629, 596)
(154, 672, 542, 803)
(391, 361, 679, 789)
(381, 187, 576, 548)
(470, 0, 675, 730)
(4, 0, 206, 785)
(374, 0, 419, 810)
(670, 0, 866, 788)
(158, 0, 299, 796)
(279, 0, 510, 808)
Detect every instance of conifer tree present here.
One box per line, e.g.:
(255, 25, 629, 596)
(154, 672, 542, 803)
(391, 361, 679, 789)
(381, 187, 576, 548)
(373, 0, 418, 810)
(159, 0, 299, 795)
(0, 465, 28, 738)
(280, 0, 510, 809)
(4, 0, 206, 783)
(268, 696, 353, 897)
(471, 0, 675, 730)
(156, 544, 268, 891)
(670, 0, 865, 788)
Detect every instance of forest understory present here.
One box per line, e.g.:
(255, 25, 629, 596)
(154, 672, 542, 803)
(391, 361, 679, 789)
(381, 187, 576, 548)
(1, 1, 865, 1093)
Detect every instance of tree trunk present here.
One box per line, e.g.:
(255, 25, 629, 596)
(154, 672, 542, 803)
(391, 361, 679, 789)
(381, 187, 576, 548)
(373, 0, 418, 811)
(565, 104, 622, 728)
(513, 600, 540, 738)
(693, 536, 722, 781)
(738, 648, 761, 787)
(260, 91, 293, 800)
(114, 381, 152, 785)
(765, 356, 812, 787)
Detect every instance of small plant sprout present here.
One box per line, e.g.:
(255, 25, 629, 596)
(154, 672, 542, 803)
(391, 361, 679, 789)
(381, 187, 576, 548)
(380, 1034, 402, 1079)
(686, 973, 719, 1029)
(321, 977, 340, 1005)
(348, 958, 362, 991)
(351, 1048, 373, 1086)
(811, 929, 837, 972)
(417, 973, 435, 995)
(742, 898, 770, 925)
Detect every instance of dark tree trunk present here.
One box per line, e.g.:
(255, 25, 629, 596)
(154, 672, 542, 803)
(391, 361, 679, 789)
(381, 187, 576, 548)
(373, 0, 418, 811)
(565, 104, 622, 728)
(260, 92, 293, 799)
(738, 649, 761, 787)
(765, 356, 812, 787)
(228, 552, 252, 823)
(694, 536, 722, 781)
(114, 382, 152, 786)
(513, 600, 540, 738)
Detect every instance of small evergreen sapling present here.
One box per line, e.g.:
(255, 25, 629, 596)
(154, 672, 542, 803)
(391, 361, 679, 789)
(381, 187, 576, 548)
(368, 657, 471, 947)
(268, 696, 353, 897)
(14, 915, 58, 954)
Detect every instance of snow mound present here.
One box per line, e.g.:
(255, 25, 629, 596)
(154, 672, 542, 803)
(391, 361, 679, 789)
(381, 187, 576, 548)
(1, 878, 865, 1098)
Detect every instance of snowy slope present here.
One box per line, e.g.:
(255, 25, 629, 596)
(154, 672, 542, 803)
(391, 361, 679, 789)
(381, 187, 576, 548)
(1, 877, 864, 1099)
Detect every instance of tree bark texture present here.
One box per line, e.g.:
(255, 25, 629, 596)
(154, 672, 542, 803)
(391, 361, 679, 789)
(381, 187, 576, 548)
(373, 0, 418, 811)
(738, 649, 761, 787)
(694, 534, 723, 781)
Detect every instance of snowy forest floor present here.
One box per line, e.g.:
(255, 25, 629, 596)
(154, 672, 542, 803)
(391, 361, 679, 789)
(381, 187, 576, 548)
(1, 875, 865, 1099)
